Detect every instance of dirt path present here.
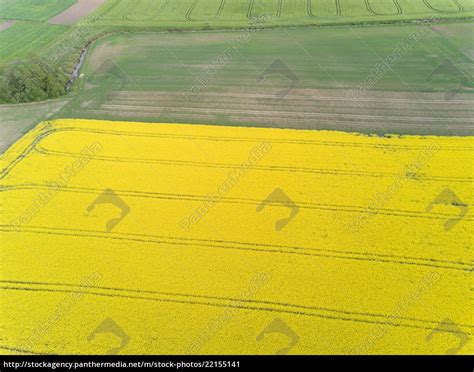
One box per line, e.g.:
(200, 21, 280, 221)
(48, 0, 106, 25)
(0, 21, 16, 32)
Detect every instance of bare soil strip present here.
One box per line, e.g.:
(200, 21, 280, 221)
(88, 88, 474, 135)
(48, 0, 106, 25)
(0, 21, 16, 32)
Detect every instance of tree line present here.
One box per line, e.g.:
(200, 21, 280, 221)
(0, 59, 68, 104)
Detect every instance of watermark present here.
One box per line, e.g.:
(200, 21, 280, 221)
(48, 14, 102, 67)
(179, 14, 271, 102)
(256, 318, 300, 354)
(180, 141, 272, 231)
(87, 317, 130, 355)
(256, 59, 300, 100)
(350, 270, 441, 354)
(184, 271, 271, 354)
(64, 57, 135, 120)
(0, 57, 57, 103)
(426, 188, 468, 231)
(425, 58, 471, 100)
(87, 59, 131, 90)
(346, 141, 441, 233)
(347, 15, 440, 100)
(426, 318, 469, 354)
(85, 188, 131, 233)
(10, 141, 103, 232)
(256, 187, 300, 231)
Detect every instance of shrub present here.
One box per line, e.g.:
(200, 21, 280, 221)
(0, 59, 68, 103)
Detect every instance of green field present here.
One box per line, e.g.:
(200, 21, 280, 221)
(0, 0, 76, 21)
(52, 22, 473, 136)
(74, 22, 472, 93)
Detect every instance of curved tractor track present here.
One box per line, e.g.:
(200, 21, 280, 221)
(247, 0, 284, 19)
(186, 0, 227, 21)
(423, 0, 464, 13)
(365, 0, 402, 16)
(125, 0, 169, 22)
(307, 0, 342, 18)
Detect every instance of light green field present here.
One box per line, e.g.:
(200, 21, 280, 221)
(95, 0, 474, 27)
(1, 0, 474, 67)
(0, 0, 76, 21)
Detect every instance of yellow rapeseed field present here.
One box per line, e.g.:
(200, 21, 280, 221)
(0, 119, 472, 355)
